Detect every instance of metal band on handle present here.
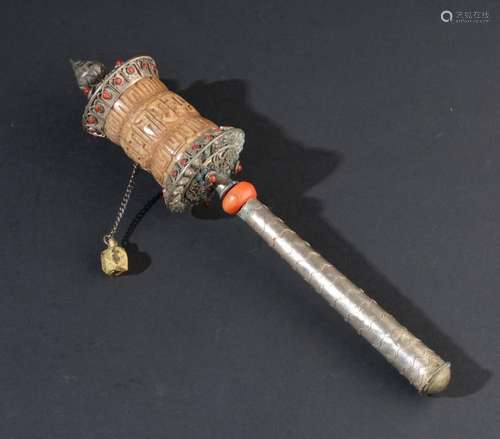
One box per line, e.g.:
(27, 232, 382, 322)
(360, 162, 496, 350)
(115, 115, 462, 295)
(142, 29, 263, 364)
(238, 198, 451, 394)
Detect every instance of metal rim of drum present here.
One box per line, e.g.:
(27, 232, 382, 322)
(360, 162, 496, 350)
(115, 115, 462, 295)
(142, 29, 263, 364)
(81, 55, 159, 137)
(163, 127, 245, 212)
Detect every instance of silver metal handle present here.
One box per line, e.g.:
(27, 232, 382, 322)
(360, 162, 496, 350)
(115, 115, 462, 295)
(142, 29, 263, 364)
(238, 198, 450, 394)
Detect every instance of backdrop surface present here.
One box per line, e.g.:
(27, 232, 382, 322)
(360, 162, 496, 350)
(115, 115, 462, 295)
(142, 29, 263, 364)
(1, 1, 499, 437)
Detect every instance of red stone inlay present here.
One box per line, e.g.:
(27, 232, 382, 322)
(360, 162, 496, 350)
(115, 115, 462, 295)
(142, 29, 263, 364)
(180, 159, 188, 166)
(83, 86, 91, 95)
(87, 116, 97, 125)
(113, 76, 123, 85)
(95, 104, 104, 113)
(171, 170, 178, 177)
(102, 90, 112, 100)
(115, 59, 124, 66)
(126, 66, 136, 74)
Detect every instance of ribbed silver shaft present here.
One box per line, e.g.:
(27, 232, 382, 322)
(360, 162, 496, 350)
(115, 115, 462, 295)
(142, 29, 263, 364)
(238, 198, 450, 394)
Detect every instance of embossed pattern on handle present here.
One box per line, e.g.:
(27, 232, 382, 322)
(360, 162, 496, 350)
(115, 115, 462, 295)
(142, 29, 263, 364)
(238, 199, 451, 393)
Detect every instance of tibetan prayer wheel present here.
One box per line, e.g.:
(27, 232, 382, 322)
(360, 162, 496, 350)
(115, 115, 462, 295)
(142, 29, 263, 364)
(72, 55, 451, 394)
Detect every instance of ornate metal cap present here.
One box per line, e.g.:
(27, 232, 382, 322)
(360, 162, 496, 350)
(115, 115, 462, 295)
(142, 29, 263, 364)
(71, 55, 159, 138)
(70, 59, 106, 91)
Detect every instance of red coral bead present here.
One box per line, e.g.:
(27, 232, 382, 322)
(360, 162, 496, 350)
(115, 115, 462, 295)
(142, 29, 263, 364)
(102, 90, 112, 100)
(222, 182, 257, 215)
(82, 86, 91, 95)
(95, 104, 104, 113)
(126, 66, 135, 74)
(113, 76, 123, 85)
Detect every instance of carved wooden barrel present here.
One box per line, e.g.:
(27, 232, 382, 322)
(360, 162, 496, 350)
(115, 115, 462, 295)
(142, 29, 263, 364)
(80, 56, 244, 212)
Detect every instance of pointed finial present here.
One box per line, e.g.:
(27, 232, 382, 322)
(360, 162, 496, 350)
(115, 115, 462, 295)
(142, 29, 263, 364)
(70, 59, 107, 96)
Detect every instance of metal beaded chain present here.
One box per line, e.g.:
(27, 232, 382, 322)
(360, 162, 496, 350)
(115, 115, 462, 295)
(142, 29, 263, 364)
(102, 163, 139, 245)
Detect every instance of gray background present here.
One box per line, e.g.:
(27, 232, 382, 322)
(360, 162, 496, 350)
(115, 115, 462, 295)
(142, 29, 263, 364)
(1, 0, 499, 437)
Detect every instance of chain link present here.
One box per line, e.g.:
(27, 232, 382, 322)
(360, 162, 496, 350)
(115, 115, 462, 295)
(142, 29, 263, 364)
(103, 163, 139, 245)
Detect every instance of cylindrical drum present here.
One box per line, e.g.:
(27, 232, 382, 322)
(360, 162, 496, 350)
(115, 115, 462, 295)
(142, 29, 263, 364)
(80, 56, 245, 212)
